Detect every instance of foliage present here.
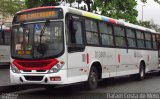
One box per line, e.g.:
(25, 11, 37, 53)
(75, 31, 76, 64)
(140, 0, 160, 31)
(83, 0, 92, 12)
(141, 0, 160, 4)
(25, 0, 76, 8)
(92, 0, 138, 24)
(24, 0, 160, 25)
(25, 0, 61, 8)
(138, 20, 160, 32)
(0, 0, 26, 16)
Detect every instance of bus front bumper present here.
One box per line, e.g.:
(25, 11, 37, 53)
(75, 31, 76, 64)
(10, 69, 68, 85)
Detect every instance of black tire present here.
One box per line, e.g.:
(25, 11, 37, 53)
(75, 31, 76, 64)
(44, 85, 55, 90)
(137, 63, 145, 80)
(85, 66, 98, 90)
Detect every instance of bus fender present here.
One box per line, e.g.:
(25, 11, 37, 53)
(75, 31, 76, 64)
(88, 60, 102, 80)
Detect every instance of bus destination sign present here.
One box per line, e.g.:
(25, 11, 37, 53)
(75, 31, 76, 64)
(19, 11, 56, 22)
(14, 9, 63, 23)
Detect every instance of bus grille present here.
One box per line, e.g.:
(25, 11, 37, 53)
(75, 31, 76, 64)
(23, 70, 31, 72)
(24, 76, 43, 81)
(17, 62, 50, 68)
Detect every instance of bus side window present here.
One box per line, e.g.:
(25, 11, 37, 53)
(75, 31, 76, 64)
(114, 26, 126, 47)
(69, 20, 83, 45)
(152, 34, 157, 49)
(67, 17, 85, 52)
(136, 31, 145, 48)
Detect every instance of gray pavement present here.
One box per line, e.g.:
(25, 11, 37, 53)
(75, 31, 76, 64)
(0, 68, 41, 94)
(0, 69, 10, 86)
(12, 73, 160, 94)
(1, 68, 160, 98)
(1, 73, 159, 99)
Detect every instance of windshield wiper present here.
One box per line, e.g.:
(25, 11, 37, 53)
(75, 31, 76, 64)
(39, 20, 50, 43)
(36, 20, 50, 56)
(20, 23, 30, 48)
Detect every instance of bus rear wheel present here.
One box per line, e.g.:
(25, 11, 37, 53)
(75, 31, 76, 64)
(137, 63, 145, 80)
(85, 66, 98, 90)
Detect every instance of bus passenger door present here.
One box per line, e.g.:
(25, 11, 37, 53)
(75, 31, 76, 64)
(66, 16, 87, 83)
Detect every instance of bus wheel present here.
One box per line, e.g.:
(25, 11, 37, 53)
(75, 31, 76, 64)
(44, 85, 55, 90)
(85, 66, 98, 90)
(137, 63, 145, 80)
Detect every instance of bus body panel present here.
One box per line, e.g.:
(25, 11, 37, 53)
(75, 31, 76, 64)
(116, 49, 138, 76)
(67, 51, 89, 82)
(86, 47, 117, 78)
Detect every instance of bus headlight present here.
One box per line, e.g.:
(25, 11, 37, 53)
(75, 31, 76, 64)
(10, 63, 20, 73)
(48, 61, 65, 73)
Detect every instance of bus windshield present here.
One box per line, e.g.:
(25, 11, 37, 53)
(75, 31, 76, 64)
(11, 21, 63, 59)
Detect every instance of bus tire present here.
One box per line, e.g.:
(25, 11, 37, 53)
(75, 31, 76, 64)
(85, 66, 98, 90)
(137, 62, 145, 80)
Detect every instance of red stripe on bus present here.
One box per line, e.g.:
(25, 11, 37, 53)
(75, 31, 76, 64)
(109, 19, 116, 24)
(118, 54, 120, 63)
(86, 53, 89, 64)
(19, 6, 55, 13)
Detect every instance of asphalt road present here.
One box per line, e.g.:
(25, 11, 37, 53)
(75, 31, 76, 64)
(0, 69, 10, 86)
(1, 72, 160, 99)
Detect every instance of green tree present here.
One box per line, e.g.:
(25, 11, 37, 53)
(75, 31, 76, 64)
(0, 0, 26, 16)
(25, 0, 76, 8)
(92, 0, 138, 24)
(83, 0, 92, 12)
(68, 0, 75, 6)
(138, 20, 160, 32)
(141, 0, 160, 4)
(25, 0, 61, 8)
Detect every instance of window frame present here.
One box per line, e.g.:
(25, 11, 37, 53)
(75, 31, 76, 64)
(85, 18, 100, 46)
(136, 30, 146, 49)
(126, 28, 137, 48)
(152, 33, 157, 49)
(98, 21, 114, 47)
(113, 25, 127, 48)
(66, 13, 85, 52)
(145, 32, 152, 49)
(65, 13, 158, 51)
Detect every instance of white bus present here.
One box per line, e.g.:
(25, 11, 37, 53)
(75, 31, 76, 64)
(10, 6, 160, 90)
(0, 28, 10, 66)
